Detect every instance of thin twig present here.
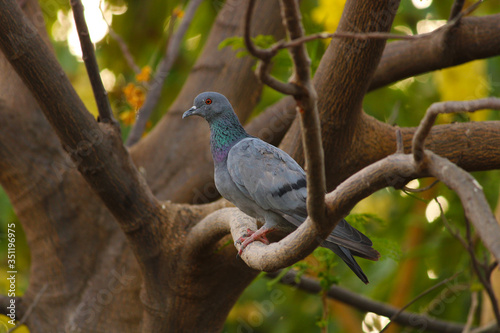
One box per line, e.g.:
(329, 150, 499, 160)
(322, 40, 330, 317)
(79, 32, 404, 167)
(243, 0, 300, 96)
(244, 0, 275, 60)
(70, 0, 116, 125)
(99, 1, 140, 74)
(437, 199, 500, 327)
(449, 0, 484, 25)
(449, 0, 465, 20)
(8, 284, 48, 332)
(263, 0, 484, 54)
(380, 271, 462, 333)
(403, 179, 440, 193)
(126, 0, 203, 146)
(463, 292, 479, 333)
(412, 98, 500, 165)
(395, 127, 403, 154)
(321, 292, 329, 333)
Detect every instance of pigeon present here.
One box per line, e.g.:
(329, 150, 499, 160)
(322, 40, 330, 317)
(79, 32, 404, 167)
(183, 92, 380, 283)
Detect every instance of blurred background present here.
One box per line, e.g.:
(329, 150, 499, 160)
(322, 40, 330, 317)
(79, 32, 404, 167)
(1, 0, 499, 332)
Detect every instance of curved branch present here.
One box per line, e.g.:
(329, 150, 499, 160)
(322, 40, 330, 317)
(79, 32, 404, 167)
(244, 0, 300, 96)
(413, 98, 500, 164)
(427, 152, 500, 264)
(244, 0, 275, 61)
(278, 0, 327, 231)
(230, 145, 500, 271)
(231, 152, 417, 271)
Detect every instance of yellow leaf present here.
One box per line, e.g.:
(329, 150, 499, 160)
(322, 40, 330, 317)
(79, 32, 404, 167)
(173, 7, 184, 19)
(135, 66, 152, 83)
(119, 110, 136, 126)
(433, 60, 490, 122)
(0, 314, 30, 332)
(123, 83, 135, 98)
(312, 0, 346, 33)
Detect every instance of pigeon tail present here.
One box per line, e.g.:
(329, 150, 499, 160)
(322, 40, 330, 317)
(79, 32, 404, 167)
(321, 242, 370, 284)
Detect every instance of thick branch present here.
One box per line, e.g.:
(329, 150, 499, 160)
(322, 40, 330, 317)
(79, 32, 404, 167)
(371, 14, 500, 91)
(0, 0, 164, 280)
(70, 0, 115, 125)
(126, 0, 203, 146)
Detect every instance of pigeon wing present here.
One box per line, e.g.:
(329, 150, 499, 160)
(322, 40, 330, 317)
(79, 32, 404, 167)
(227, 138, 307, 223)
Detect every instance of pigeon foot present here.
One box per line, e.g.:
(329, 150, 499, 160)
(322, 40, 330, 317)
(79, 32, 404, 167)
(235, 227, 273, 256)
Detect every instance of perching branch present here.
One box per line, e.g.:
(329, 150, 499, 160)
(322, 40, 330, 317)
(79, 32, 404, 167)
(126, 0, 203, 146)
(70, 0, 116, 126)
(231, 96, 500, 272)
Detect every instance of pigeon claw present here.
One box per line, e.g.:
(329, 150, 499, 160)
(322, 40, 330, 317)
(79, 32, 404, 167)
(236, 227, 273, 256)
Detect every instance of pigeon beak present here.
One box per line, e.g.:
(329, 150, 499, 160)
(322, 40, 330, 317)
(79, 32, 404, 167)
(182, 106, 197, 119)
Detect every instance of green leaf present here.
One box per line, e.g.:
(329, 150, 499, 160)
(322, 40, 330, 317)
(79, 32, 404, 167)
(345, 213, 386, 233)
(218, 36, 245, 51)
(371, 236, 402, 262)
(266, 267, 292, 289)
(218, 35, 278, 55)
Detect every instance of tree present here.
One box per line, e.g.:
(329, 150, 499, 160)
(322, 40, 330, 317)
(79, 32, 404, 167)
(0, 0, 499, 332)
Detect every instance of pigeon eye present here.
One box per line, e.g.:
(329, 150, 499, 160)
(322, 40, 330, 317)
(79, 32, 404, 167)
(205, 98, 212, 105)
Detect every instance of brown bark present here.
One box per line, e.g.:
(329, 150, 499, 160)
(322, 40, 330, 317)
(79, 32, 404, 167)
(0, 0, 499, 332)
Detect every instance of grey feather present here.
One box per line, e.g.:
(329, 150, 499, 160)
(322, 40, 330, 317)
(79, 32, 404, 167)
(183, 92, 380, 284)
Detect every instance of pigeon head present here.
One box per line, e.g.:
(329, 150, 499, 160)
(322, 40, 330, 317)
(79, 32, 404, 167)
(182, 92, 233, 122)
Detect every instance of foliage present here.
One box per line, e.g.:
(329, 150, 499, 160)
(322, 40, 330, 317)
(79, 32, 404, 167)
(1, 0, 499, 332)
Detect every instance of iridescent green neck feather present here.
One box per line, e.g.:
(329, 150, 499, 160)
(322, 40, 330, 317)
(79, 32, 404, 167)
(209, 112, 249, 164)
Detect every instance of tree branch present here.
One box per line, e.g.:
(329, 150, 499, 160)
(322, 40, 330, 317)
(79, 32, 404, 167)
(449, 0, 466, 20)
(0, 0, 164, 280)
(126, 0, 203, 146)
(279, 0, 327, 233)
(439, 199, 500, 327)
(267, 270, 493, 333)
(412, 98, 500, 165)
(380, 272, 462, 332)
(371, 14, 500, 91)
(243, 0, 300, 96)
(232, 96, 500, 273)
(70, 0, 116, 126)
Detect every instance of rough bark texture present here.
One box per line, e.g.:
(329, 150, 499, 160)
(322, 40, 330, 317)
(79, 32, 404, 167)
(0, 0, 499, 332)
